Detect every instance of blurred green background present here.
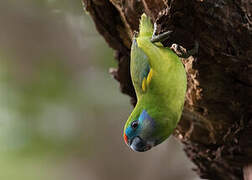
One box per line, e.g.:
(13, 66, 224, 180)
(0, 1, 200, 180)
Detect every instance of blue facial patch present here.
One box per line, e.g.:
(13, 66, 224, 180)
(125, 110, 155, 140)
(125, 121, 140, 139)
(138, 110, 152, 124)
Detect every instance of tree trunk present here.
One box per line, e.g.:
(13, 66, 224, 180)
(83, 0, 252, 179)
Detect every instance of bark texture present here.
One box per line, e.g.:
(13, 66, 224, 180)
(83, 0, 252, 179)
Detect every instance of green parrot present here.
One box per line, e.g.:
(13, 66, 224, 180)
(123, 13, 187, 152)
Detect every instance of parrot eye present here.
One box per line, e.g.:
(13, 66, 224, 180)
(131, 121, 138, 129)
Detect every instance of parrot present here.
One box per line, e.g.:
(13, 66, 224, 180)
(123, 13, 187, 152)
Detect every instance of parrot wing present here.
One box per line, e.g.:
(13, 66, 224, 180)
(130, 39, 153, 98)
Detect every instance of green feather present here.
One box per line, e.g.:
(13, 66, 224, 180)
(124, 13, 187, 151)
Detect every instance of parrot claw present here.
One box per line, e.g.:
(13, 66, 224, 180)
(133, 30, 138, 39)
(150, 30, 173, 43)
(170, 41, 199, 58)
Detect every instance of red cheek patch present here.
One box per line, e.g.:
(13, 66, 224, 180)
(124, 133, 128, 144)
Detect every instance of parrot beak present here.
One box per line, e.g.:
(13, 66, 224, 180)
(130, 136, 152, 152)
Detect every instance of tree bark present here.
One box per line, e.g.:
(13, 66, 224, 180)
(83, 0, 252, 179)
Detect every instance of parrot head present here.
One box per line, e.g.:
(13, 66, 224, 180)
(123, 109, 167, 152)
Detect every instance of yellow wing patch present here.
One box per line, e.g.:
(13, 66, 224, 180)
(141, 68, 153, 92)
(142, 77, 147, 92)
(147, 68, 153, 86)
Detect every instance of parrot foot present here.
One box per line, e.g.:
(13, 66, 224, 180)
(150, 31, 173, 43)
(150, 22, 199, 58)
(170, 41, 199, 58)
(150, 23, 173, 43)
